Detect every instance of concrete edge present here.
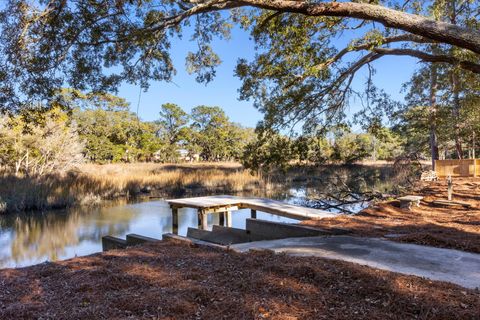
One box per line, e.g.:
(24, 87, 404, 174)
(102, 236, 127, 251)
(246, 218, 334, 239)
(162, 233, 234, 251)
(162, 233, 277, 255)
(212, 225, 247, 233)
(126, 233, 161, 246)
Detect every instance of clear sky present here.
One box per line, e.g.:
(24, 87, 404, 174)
(117, 25, 420, 129)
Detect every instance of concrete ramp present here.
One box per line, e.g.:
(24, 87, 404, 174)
(231, 236, 480, 289)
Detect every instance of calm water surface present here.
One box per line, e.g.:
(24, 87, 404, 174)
(1, 186, 368, 268)
(0, 165, 392, 270)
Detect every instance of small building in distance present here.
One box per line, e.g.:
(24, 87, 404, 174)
(178, 149, 200, 162)
(152, 149, 200, 162)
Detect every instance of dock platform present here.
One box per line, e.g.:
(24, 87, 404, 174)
(166, 195, 335, 232)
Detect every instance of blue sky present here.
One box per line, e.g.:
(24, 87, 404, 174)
(117, 25, 420, 129)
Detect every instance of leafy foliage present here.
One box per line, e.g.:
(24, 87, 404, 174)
(0, 0, 478, 122)
(241, 125, 403, 172)
(189, 105, 254, 161)
(0, 107, 83, 176)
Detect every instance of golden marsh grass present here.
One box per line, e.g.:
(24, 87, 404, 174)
(0, 162, 265, 213)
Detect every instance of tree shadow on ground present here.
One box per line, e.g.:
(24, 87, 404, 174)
(0, 241, 478, 319)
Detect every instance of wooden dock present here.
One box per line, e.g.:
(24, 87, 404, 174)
(166, 195, 335, 233)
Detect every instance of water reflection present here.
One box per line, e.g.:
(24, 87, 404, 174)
(0, 202, 135, 268)
(0, 198, 304, 268)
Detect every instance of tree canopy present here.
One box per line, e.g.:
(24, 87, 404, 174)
(0, 0, 479, 166)
(0, 1, 478, 122)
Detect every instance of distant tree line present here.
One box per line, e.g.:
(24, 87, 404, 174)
(0, 89, 255, 176)
(69, 90, 255, 164)
(8, 80, 478, 177)
(241, 125, 404, 172)
(0, 88, 409, 177)
(154, 103, 255, 162)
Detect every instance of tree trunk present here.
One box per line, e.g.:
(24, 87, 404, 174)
(372, 137, 377, 162)
(231, 1, 480, 54)
(429, 65, 439, 170)
(446, 0, 463, 160)
(473, 131, 476, 159)
(451, 71, 463, 159)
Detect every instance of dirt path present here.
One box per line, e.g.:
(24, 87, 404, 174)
(302, 178, 480, 253)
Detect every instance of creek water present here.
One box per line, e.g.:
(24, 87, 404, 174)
(0, 165, 393, 268)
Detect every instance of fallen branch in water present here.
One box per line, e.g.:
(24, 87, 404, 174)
(310, 190, 388, 214)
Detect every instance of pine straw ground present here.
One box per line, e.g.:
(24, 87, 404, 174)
(303, 178, 480, 253)
(0, 241, 479, 320)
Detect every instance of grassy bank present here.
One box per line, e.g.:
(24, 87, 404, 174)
(0, 161, 410, 214)
(0, 162, 265, 213)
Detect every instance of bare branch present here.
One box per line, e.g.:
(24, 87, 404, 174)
(371, 48, 480, 73)
(316, 34, 432, 71)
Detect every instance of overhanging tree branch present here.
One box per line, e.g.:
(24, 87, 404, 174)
(168, 1, 480, 54)
(238, 1, 480, 54)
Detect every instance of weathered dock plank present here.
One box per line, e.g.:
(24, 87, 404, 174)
(166, 195, 335, 220)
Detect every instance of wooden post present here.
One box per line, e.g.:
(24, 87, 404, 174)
(172, 207, 179, 235)
(197, 210, 202, 229)
(447, 175, 453, 201)
(475, 159, 478, 178)
(202, 213, 208, 230)
(225, 211, 232, 228)
(473, 159, 477, 178)
(198, 210, 208, 230)
(250, 209, 257, 219)
(473, 131, 476, 177)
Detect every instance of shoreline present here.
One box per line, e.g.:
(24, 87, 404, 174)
(1, 170, 479, 318)
(302, 177, 480, 253)
(0, 161, 399, 214)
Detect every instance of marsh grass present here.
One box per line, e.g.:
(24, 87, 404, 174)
(0, 162, 265, 213)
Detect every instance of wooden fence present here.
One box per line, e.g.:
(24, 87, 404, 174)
(435, 159, 480, 177)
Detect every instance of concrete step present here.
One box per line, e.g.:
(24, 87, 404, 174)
(102, 234, 160, 251)
(187, 227, 250, 245)
(126, 233, 161, 246)
(187, 219, 350, 245)
(102, 236, 127, 251)
(211, 225, 251, 243)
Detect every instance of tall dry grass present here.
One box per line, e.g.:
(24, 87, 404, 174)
(0, 162, 266, 213)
